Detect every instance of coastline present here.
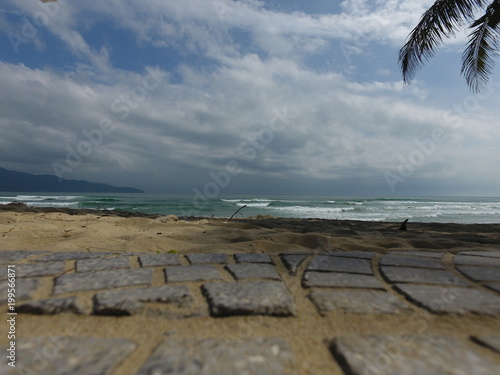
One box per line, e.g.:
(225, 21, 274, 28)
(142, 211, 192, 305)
(1, 203, 500, 374)
(1, 202, 499, 254)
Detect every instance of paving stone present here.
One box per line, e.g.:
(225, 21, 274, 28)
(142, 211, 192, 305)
(76, 256, 130, 272)
(137, 337, 295, 375)
(0, 278, 39, 302)
(202, 281, 296, 316)
(324, 251, 375, 259)
(94, 285, 193, 315)
(454, 254, 500, 267)
(280, 254, 308, 275)
(0, 261, 66, 280)
(303, 272, 384, 289)
(0, 250, 46, 263)
(388, 251, 444, 259)
(186, 253, 227, 264)
(0, 336, 135, 375)
(331, 335, 498, 375)
(307, 256, 372, 275)
(280, 252, 312, 256)
(459, 251, 500, 258)
(226, 263, 281, 280)
(17, 296, 84, 315)
(457, 266, 500, 282)
(394, 284, 500, 315)
(309, 290, 412, 315)
(138, 253, 181, 267)
(234, 253, 273, 264)
(485, 284, 500, 293)
(54, 268, 152, 294)
(36, 251, 115, 262)
(381, 255, 444, 269)
(473, 336, 500, 354)
(381, 266, 469, 286)
(165, 265, 223, 282)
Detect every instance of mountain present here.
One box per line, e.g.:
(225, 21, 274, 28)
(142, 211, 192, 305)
(0, 167, 144, 193)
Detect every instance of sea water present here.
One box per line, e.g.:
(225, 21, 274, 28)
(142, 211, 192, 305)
(1, 193, 500, 224)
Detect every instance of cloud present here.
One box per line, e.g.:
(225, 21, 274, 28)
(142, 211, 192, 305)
(2, 50, 499, 194)
(1, 0, 499, 196)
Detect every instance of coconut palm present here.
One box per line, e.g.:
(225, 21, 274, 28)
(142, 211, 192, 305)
(399, 0, 500, 92)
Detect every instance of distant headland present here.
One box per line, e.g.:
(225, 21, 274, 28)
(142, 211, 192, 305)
(0, 167, 144, 193)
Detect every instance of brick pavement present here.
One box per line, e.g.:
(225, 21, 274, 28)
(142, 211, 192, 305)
(1, 249, 500, 374)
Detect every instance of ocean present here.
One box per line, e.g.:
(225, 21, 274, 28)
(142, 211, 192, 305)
(1, 193, 500, 224)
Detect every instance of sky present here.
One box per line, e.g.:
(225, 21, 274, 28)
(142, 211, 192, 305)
(0, 0, 499, 197)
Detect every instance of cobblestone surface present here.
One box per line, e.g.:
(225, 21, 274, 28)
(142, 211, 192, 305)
(389, 251, 444, 258)
(54, 268, 152, 294)
(394, 284, 500, 315)
(331, 335, 499, 375)
(307, 256, 373, 274)
(324, 251, 375, 259)
(0, 251, 46, 263)
(0, 278, 39, 301)
(94, 285, 192, 315)
(2, 249, 500, 374)
(137, 337, 295, 375)
(381, 266, 469, 286)
(186, 253, 227, 264)
(202, 281, 296, 316)
(234, 253, 273, 263)
(457, 266, 500, 282)
(226, 263, 281, 280)
(454, 254, 500, 267)
(1, 261, 65, 279)
(138, 253, 181, 267)
(303, 271, 384, 289)
(309, 290, 412, 315)
(0, 336, 135, 375)
(76, 256, 131, 272)
(380, 254, 444, 269)
(165, 265, 223, 282)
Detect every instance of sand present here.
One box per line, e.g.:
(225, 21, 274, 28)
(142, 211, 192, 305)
(1, 204, 500, 374)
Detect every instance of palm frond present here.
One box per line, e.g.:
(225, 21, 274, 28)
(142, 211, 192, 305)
(462, 1, 500, 92)
(399, 0, 487, 84)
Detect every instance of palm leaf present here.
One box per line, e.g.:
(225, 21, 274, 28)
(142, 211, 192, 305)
(462, 1, 500, 92)
(399, 0, 487, 84)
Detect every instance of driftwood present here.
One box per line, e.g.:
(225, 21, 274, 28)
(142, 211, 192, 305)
(228, 205, 247, 222)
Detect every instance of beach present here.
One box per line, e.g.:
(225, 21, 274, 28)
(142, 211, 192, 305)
(1, 204, 500, 374)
